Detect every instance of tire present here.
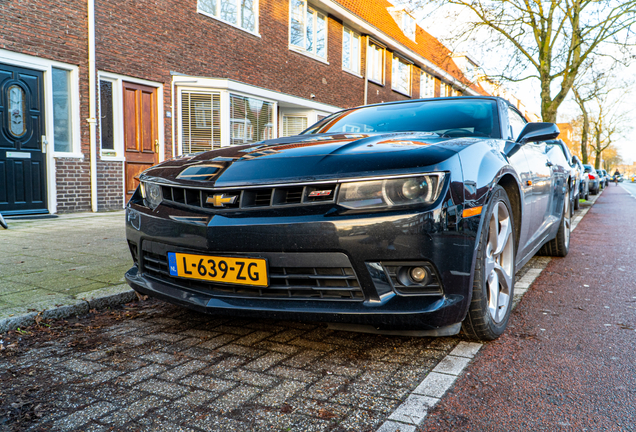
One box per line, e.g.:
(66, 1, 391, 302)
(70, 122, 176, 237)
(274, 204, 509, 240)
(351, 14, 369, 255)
(462, 185, 516, 341)
(538, 185, 571, 257)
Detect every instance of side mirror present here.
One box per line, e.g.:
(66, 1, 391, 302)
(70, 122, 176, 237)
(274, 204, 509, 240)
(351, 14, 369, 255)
(516, 122, 560, 144)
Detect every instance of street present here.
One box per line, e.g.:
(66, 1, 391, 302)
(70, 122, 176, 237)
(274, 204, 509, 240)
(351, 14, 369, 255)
(1, 188, 634, 432)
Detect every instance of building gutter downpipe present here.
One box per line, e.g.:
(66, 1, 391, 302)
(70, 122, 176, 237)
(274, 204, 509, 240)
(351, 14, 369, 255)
(364, 35, 369, 105)
(88, 0, 98, 212)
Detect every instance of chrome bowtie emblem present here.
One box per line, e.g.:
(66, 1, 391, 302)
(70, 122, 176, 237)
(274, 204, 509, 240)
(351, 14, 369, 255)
(207, 193, 238, 207)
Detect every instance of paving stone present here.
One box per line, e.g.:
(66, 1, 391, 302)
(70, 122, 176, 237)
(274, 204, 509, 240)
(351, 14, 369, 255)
(449, 341, 483, 358)
(289, 397, 351, 419)
(233, 330, 272, 345)
(199, 334, 240, 350)
(431, 355, 472, 376)
(140, 352, 187, 365)
(377, 420, 417, 432)
(332, 391, 400, 413)
(412, 371, 459, 398)
(179, 329, 221, 339)
(145, 332, 186, 342)
(210, 385, 261, 413)
(249, 407, 332, 432)
(158, 360, 209, 381)
(222, 369, 278, 387)
(59, 359, 103, 374)
(180, 346, 225, 362)
(244, 351, 289, 371)
(174, 389, 218, 407)
(99, 395, 167, 427)
(267, 328, 308, 343)
(253, 340, 301, 355)
(388, 394, 438, 425)
(337, 408, 386, 431)
(133, 378, 190, 398)
(282, 349, 325, 367)
(216, 343, 265, 358)
(288, 338, 336, 352)
(210, 325, 254, 335)
(255, 380, 307, 406)
(181, 374, 236, 393)
(200, 355, 247, 375)
(118, 364, 168, 385)
(187, 413, 249, 432)
(53, 402, 116, 431)
(305, 374, 350, 400)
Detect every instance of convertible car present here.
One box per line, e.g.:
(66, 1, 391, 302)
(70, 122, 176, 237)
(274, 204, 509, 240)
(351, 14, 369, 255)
(125, 97, 571, 341)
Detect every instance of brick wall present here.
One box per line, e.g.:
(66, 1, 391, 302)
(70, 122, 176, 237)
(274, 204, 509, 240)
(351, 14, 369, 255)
(97, 161, 124, 211)
(1, 0, 92, 213)
(55, 158, 92, 213)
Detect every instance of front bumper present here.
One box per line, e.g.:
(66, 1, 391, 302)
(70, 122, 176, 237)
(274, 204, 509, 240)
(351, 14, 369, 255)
(125, 198, 478, 331)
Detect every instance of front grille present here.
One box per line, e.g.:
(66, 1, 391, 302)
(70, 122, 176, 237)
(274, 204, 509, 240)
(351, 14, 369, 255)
(140, 246, 363, 301)
(160, 183, 337, 211)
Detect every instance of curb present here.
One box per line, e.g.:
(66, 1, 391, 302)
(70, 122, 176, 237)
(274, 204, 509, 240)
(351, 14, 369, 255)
(0, 285, 136, 333)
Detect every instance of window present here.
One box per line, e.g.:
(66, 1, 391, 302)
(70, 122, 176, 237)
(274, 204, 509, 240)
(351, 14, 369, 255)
(392, 56, 410, 95)
(342, 27, 360, 75)
(507, 106, 527, 141)
(290, 0, 327, 60)
(198, 0, 258, 33)
(230, 94, 273, 145)
(440, 82, 452, 97)
(420, 71, 434, 98)
(181, 91, 222, 153)
(282, 115, 308, 137)
(99, 80, 114, 153)
(52, 68, 72, 153)
(367, 41, 384, 84)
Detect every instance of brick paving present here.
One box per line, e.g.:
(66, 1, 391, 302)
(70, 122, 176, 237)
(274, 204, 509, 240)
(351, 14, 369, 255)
(1, 302, 464, 431)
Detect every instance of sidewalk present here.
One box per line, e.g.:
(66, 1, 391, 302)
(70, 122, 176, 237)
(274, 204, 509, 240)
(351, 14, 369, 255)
(0, 211, 135, 332)
(418, 184, 635, 431)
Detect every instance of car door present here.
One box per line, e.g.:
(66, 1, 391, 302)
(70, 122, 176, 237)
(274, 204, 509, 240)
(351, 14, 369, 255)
(507, 107, 553, 249)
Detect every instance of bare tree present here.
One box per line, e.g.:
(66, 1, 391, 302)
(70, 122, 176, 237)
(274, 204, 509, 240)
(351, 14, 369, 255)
(414, 0, 636, 122)
(588, 98, 631, 169)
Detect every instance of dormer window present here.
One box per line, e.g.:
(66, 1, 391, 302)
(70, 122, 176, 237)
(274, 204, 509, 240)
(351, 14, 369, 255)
(388, 7, 416, 41)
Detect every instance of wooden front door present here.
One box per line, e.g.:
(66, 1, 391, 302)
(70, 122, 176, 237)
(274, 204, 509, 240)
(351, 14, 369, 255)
(0, 63, 47, 215)
(123, 81, 158, 201)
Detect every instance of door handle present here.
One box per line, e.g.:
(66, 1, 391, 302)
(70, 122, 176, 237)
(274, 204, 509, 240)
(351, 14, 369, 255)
(154, 139, 159, 154)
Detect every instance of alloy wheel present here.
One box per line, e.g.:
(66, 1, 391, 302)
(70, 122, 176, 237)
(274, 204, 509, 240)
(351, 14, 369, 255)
(485, 201, 514, 323)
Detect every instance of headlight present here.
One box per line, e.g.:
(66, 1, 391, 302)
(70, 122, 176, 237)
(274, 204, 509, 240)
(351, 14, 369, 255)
(140, 181, 162, 210)
(338, 174, 445, 210)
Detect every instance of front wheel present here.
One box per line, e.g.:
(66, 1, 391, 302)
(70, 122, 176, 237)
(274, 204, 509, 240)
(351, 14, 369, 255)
(462, 185, 516, 341)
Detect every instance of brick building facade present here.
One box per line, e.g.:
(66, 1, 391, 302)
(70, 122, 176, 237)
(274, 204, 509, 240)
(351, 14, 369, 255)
(0, 0, 485, 216)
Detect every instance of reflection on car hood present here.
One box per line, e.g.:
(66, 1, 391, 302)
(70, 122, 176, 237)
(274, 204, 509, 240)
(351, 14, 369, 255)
(141, 132, 480, 187)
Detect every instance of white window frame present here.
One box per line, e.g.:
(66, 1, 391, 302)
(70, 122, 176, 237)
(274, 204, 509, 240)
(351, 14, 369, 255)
(177, 85, 278, 152)
(197, 0, 261, 37)
(96, 72, 165, 163)
(342, 27, 361, 77)
(367, 40, 385, 85)
(289, 0, 329, 63)
(420, 71, 435, 98)
(392, 55, 411, 96)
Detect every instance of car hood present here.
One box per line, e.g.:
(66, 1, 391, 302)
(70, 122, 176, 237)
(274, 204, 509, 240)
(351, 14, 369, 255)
(141, 132, 478, 187)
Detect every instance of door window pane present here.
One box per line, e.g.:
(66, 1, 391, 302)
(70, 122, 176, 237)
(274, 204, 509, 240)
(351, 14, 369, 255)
(52, 68, 72, 152)
(99, 80, 114, 151)
(507, 106, 527, 141)
(7, 85, 26, 137)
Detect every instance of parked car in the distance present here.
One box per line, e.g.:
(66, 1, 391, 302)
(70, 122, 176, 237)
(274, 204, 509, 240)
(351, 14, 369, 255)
(573, 156, 589, 202)
(631, 175, 636, 182)
(597, 169, 608, 189)
(584, 164, 600, 194)
(546, 140, 582, 209)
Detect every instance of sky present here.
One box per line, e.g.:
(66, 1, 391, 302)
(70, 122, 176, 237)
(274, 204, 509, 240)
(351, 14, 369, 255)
(409, 2, 636, 165)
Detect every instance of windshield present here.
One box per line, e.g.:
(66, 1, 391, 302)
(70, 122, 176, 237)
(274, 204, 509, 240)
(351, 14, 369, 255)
(303, 98, 501, 138)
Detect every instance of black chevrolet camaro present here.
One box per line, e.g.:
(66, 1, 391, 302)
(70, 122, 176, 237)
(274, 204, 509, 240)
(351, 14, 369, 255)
(125, 97, 571, 340)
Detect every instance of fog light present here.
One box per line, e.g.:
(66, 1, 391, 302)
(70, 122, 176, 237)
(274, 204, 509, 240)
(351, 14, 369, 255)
(410, 266, 428, 283)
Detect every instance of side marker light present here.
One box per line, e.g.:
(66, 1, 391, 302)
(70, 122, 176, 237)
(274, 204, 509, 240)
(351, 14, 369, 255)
(462, 206, 483, 218)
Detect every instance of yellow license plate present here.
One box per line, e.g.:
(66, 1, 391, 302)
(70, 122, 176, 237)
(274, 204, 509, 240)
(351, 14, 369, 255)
(167, 252, 268, 287)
